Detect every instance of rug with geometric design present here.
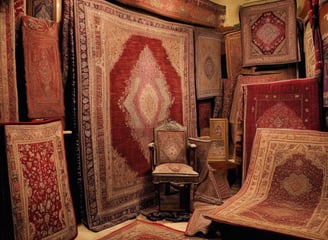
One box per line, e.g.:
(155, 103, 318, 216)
(207, 128, 328, 240)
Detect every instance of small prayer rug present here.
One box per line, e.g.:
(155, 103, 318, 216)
(240, 0, 298, 67)
(97, 219, 202, 240)
(0, 119, 77, 240)
(242, 77, 321, 181)
(194, 27, 222, 99)
(74, 0, 197, 231)
(207, 128, 328, 240)
(22, 16, 65, 119)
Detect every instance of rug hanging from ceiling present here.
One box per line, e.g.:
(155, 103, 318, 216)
(22, 15, 65, 120)
(0, 1, 18, 122)
(0, 119, 77, 240)
(97, 219, 203, 240)
(242, 77, 321, 181)
(194, 27, 222, 99)
(206, 128, 328, 240)
(74, 0, 197, 231)
(240, 0, 298, 67)
(114, 0, 226, 28)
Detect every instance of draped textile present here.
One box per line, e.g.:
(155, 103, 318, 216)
(240, 0, 298, 67)
(242, 78, 321, 181)
(194, 27, 222, 99)
(0, 119, 77, 240)
(0, 1, 18, 122)
(114, 0, 226, 28)
(22, 16, 65, 119)
(189, 137, 222, 206)
(74, 0, 197, 231)
(207, 128, 328, 240)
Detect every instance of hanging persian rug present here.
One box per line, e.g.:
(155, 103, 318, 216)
(240, 0, 299, 67)
(74, 0, 197, 231)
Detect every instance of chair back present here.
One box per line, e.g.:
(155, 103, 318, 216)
(154, 119, 188, 165)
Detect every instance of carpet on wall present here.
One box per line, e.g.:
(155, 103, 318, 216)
(206, 128, 328, 240)
(0, 1, 18, 122)
(22, 15, 65, 120)
(242, 77, 321, 182)
(240, 0, 299, 67)
(194, 27, 222, 100)
(96, 219, 203, 240)
(74, 0, 197, 231)
(0, 119, 77, 240)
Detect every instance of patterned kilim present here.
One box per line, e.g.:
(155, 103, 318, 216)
(194, 27, 222, 99)
(240, 0, 298, 67)
(97, 219, 203, 240)
(22, 16, 65, 119)
(0, 1, 18, 122)
(74, 0, 197, 231)
(207, 128, 328, 240)
(0, 119, 77, 240)
(242, 78, 321, 181)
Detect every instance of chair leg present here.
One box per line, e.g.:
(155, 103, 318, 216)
(180, 184, 191, 212)
(155, 184, 161, 211)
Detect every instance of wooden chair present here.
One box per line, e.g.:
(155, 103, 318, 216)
(148, 119, 199, 212)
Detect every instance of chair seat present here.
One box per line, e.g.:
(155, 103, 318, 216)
(152, 163, 199, 184)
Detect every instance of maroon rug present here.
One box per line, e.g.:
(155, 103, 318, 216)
(74, 0, 197, 231)
(242, 77, 321, 181)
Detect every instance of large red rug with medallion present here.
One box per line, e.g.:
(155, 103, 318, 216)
(74, 0, 197, 231)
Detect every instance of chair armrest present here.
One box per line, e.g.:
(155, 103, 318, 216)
(188, 141, 197, 170)
(188, 143, 197, 149)
(148, 142, 155, 149)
